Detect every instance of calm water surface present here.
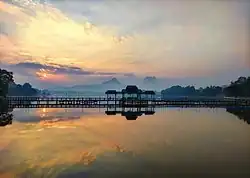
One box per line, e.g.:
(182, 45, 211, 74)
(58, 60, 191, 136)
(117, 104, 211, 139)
(0, 108, 250, 178)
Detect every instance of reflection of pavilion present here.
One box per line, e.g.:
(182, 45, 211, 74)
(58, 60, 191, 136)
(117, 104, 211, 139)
(0, 113, 13, 127)
(105, 85, 155, 107)
(105, 107, 155, 120)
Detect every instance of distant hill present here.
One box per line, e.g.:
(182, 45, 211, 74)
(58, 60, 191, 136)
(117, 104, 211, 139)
(8, 82, 40, 96)
(48, 77, 166, 95)
(102, 77, 121, 85)
(143, 76, 157, 85)
(49, 78, 124, 95)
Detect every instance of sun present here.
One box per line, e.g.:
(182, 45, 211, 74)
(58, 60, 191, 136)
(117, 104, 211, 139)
(42, 73, 48, 78)
(36, 69, 50, 80)
(35, 68, 69, 82)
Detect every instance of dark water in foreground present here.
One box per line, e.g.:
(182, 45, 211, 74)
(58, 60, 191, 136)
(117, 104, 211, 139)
(0, 108, 250, 178)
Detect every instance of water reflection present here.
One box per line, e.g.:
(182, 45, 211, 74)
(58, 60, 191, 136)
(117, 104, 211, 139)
(0, 103, 13, 127)
(1, 106, 250, 177)
(226, 107, 250, 124)
(1, 106, 250, 127)
(105, 107, 155, 120)
(0, 113, 13, 127)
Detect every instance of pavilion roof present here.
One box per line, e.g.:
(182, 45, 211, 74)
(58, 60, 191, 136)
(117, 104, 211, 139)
(143, 90, 155, 95)
(105, 90, 117, 94)
(105, 85, 156, 95)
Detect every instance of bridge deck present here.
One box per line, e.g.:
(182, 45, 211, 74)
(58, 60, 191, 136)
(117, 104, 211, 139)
(6, 96, 250, 108)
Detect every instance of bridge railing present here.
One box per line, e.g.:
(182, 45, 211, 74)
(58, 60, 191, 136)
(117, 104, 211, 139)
(6, 96, 250, 101)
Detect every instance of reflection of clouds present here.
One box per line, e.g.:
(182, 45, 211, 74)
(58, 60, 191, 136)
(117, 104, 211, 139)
(0, 140, 10, 152)
(0, 113, 134, 177)
(2, 108, 250, 177)
(0, 172, 14, 178)
(36, 108, 62, 116)
(40, 108, 47, 118)
(79, 151, 96, 166)
(164, 139, 173, 146)
(17, 117, 82, 130)
(13, 108, 101, 123)
(38, 118, 78, 129)
(23, 149, 96, 168)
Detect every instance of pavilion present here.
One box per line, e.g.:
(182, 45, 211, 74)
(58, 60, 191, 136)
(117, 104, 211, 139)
(105, 85, 155, 106)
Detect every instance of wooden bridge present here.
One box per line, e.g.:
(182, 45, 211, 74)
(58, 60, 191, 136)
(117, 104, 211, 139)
(6, 96, 250, 108)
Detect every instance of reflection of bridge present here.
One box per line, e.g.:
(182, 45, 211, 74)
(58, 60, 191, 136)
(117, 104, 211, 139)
(105, 107, 155, 120)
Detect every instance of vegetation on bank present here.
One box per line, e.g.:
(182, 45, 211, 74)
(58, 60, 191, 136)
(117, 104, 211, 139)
(161, 76, 250, 98)
(0, 68, 40, 97)
(1, 68, 250, 98)
(0, 69, 14, 97)
(9, 83, 39, 96)
(223, 77, 250, 97)
(161, 85, 223, 97)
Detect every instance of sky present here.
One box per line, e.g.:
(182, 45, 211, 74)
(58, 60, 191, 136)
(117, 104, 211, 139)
(0, 0, 250, 88)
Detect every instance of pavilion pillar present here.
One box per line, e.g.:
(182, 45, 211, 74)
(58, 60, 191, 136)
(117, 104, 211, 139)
(115, 93, 117, 105)
(122, 93, 124, 106)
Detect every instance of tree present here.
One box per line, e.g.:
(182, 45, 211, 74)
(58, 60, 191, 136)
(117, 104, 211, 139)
(8, 82, 39, 96)
(23, 83, 32, 89)
(161, 85, 223, 98)
(0, 69, 14, 97)
(224, 76, 250, 97)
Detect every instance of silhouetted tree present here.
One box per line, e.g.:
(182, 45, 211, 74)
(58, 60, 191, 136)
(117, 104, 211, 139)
(224, 76, 250, 97)
(8, 82, 39, 96)
(23, 83, 32, 89)
(0, 69, 14, 97)
(200, 86, 223, 96)
(161, 85, 223, 98)
(0, 69, 13, 125)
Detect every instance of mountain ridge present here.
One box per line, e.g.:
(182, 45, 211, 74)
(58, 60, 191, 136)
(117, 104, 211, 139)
(143, 76, 157, 85)
(49, 78, 123, 92)
(102, 77, 121, 85)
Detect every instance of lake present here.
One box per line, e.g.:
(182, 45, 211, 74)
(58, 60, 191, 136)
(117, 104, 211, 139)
(0, 107, 250, 178)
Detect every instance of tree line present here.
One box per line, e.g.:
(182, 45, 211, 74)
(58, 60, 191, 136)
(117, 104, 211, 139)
(0, 69, 14, 97)
(8, 83, 39, 96)
(223, 77, 250, 97)
(0, 68, 39, 98)
(161, 85, 223, 97)
(1, 68, 250, 98)
(161, 76, 250, 98)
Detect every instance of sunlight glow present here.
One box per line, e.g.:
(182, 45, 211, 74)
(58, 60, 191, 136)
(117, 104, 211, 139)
(42, 108, 47, 113)
(35, 68, 68, 82)
(0, 0, 249, 80)
(0, 0, 133, 74)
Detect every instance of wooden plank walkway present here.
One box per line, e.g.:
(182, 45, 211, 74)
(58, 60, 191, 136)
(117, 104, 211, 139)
(6, 96, 250, 108)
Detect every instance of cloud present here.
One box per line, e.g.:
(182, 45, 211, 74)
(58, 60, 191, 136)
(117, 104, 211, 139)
(8, 62, 134, 76)
(14, 62, 94, 75)
(0, 0, 249, 86)
(1, 61, 135, 87)
(0, 0, 141, 73)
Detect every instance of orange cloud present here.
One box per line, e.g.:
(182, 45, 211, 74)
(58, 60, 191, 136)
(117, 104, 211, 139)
(0, 0, 130, 71)
(35, 68, 68, 82)
(1, 0, 249, 79)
